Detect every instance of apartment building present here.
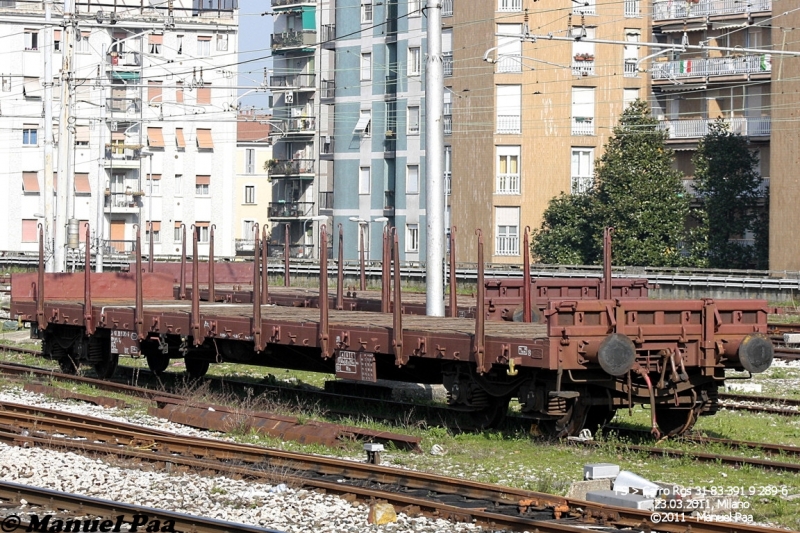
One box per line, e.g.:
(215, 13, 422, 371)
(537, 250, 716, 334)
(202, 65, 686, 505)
(0, 0, 238, 261)
(234, 113, 272, 257)
(446, 0, 647, 262)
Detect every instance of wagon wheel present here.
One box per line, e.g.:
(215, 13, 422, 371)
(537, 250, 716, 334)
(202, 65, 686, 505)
(93, 354, 119, 379)
(538, 400, 589, 438)
(58, 356, 79, 375)
(655, 406, 697, 437)
(583, 406, 617, 433)
(184, 358, 210, 379)
(146, 352, 171, 375)
(468, 396, 511, 430)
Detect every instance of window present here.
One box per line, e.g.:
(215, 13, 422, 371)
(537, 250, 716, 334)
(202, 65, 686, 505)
(147, 127, 165, 148)
(174, 222, 183, 242)
(496, 85, 521, 133)
(196, 175, 210, 196)
(243, 220, 256, 239)
(244, 185, 255, 204)
(176, 81, 184, 103)
(361, 52, 372, 81)
(409, 0, 420, 15)
(74, 173, 91, 194)
(571, 87, 595, 135)
(624, 30, 640, 77)
(23, 77, 41, 99)
(216, 33, 228, 51)
(196, 222, 210, 243)
(176, 35, 184, 55)
(354, 109, 371, 136)
(361, 1, 373, 23)
(444, 146, 452, 196)
(24, 29, 38, 51)
(571, 148, 594, 194)
(572, 27, 596, 76)
(148, 81, 163, 104)
(406, 224, 419, 252)
(175, 128, 186, 149)
(75, 126, 90, 146)
(197, 36, 211, 57)
(623, 88, 638, 109)
(495, 207, 520, 256)
(22, 172, 39, 194)
(197, 84, 211, 105)
(408, 47, 421, 76)
(146, 222, 161, 244)
(359, 166, 371, 194)
(245, 148, 255, 174)
(22, 220, 38, 243)
(407, 165, 419, 194)
(23, 126, 38, 146)
(147, 174, 161, 196)
(196, 129, 214, 150)
(75, 31, 90, 54)
(497, 24, 522, 73)
(54, 30, 61, 52)
(2, 76, 10, 92)
(496, 146, 521, 194)
(148, 34, 163, 54)
(407, 105, 420, 134)
(174, 174, 182, 196)
(444, 92, 452, 135)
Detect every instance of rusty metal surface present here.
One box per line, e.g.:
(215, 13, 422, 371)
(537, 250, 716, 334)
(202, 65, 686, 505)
(22, 383, 129, 409)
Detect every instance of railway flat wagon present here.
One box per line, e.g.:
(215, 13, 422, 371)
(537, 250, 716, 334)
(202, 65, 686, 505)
(9, 227, 774, 438)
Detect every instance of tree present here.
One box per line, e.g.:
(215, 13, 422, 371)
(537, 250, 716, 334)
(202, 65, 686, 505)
(691, 120, 767, 269)
(531, 192, 598, 265)
(592, 100, 689, 267)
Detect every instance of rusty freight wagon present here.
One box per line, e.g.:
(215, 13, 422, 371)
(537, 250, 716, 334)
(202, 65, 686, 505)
(10, 225, 774, 438)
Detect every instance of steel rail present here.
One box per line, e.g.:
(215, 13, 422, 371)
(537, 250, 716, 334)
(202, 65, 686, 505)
(0, 480, 284, 533)
(0, 412, 784, 533)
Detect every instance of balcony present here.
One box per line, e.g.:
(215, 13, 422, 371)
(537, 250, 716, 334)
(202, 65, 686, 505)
(107, 51, 141, 69)
(384, 137, 396, 158)
(385, 74, 397, 97)
(658, 117, 771, 139)
(102, 239, 137, 256)
(496, 54, 522, 73)
(572, 175, 593, 194)
(267, 159, 315, 178)
(497, 115, 521, 134)
(496, 173, 520, 195)
(321, 79, 335, 100)
(572, 117, 595, 136)
(444, 115, 452, 135)
(104, 192, 143, 213)
(268, 201, 314, 219)
(442, 0, 453, 17)
(107, 97, 141, 116)
(270, 73, 316, 90)
(321, 24, 336, 49)
(384, 191, 395, 215)
(271, 0, 315, 7)
(271, 30, 317, 52)
(235, 239, 256, 255)
(653, 0, 770, 20)
(572, 58, 595, 76)
(284, 117, 316, 135)
(320, 136, 334, 159)
(495, 235, 520, 256)
(443, 52, 453, 77)
(624, 0, 640, 16)
(318, 191, 334, 211)
(651, 55, 771, 81)
(624, 60, 639, 77)
(498, 0, 522, 12)
(104, 145, 142, 168)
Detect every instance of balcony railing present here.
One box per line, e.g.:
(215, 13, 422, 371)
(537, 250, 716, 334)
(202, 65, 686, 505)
(498, 0, 522, 12)
(651, 55, 771, 80)
(385, 73, 397, 95)
(572, 117, 594, 135)
(496, 173, 520, 195)
(235, 239, 256, 253)
(683, 177, 769, 197)
(571, 175, 593, 194)
(658, 117, 771, 139)
(321, 79, 335, 99)
(104, 145, 142, 160)
(102, 240, 137, 256)
(624, 60, 638, 77)
(108, 52, 141, 67)
(653, 0, 770, 20)
(495, 235, 520, 256)
(268, 201, 314, 218)
(572, 59, 595, 76)
(572, 1, 596, 15)
(271, 30, 317, 51)
(442, 0, 453, 17)
(497, 115, 521, 134)
(270, 73, 316, 88)
(107, 97, 141, 114)
(321, 137, 334, 155)
(445, 171, 452, 195)
(271, 0, 315, 6)
(497, 54, 522, 73)
(321, 24, 336, 47)
(444, 115, 452, 135)
(105, 192, 143, 209)
(384, 191, 395, 211)
(285, 117, 316, 134)
(268, 159, 315, 177)
(318, 191, 334, 210)
(443, 52, 453, 77)
(624, 0, 640, 16)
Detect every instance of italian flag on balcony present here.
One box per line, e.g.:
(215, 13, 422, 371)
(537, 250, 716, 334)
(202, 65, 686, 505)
(680, 60, 692, 73)
(760, 54, 770, 71)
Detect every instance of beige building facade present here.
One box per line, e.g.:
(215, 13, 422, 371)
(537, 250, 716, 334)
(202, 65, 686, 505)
(233, 114, 272, 257)
(448, 0, 647, 263)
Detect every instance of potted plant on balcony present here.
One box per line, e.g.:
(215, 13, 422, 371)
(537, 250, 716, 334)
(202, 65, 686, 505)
(385, 130, 395, 137)
(574, 54, 585, 61)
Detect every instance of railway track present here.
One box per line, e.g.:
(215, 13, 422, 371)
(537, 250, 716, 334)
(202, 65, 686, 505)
(0, 401, 785, 533)
(0, 480, 279, 533)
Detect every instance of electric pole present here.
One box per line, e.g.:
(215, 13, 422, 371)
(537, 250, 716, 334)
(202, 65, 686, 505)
(96, 44, 106, 273)
(425, 0, 445, 316)
(43, 0, 54, 272)
(55, 0, 76, 272)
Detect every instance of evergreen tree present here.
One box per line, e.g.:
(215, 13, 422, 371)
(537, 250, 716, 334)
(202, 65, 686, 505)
(691, 120, 766, 269)
(593, 100, 689, 267)
(531, 192, 598, 265)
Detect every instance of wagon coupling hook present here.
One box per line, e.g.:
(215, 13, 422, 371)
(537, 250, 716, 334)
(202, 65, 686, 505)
(506, 358, 518, 376)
